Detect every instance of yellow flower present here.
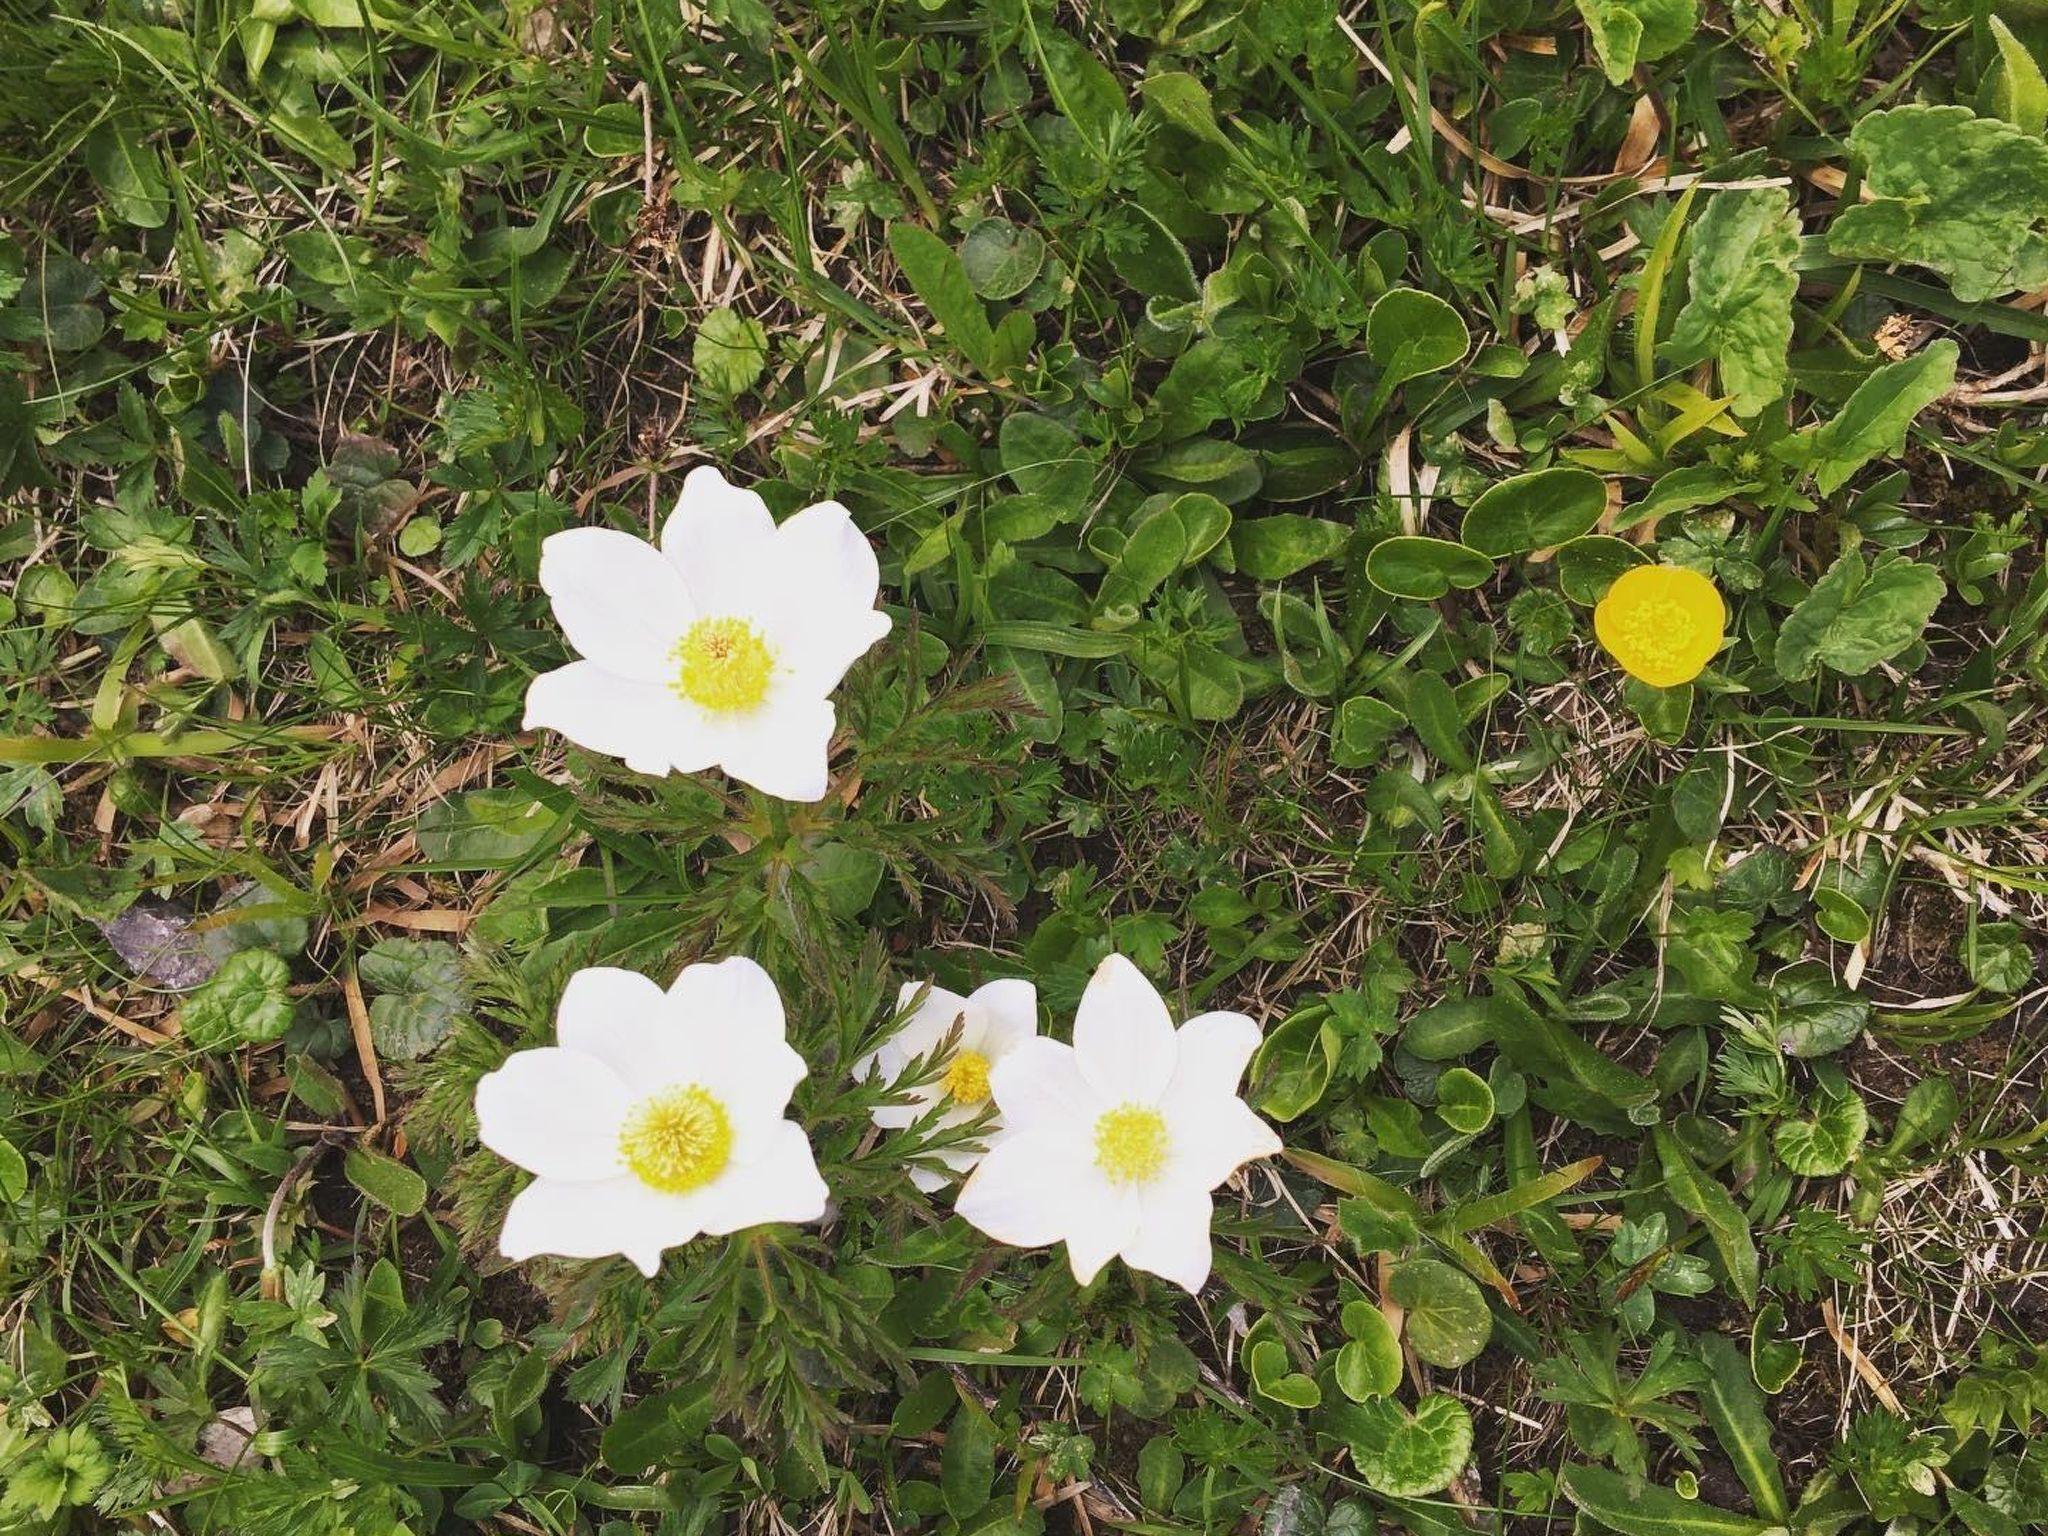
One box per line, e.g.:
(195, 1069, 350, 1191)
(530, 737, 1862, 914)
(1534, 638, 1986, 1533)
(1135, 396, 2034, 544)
(1593, 565, 1726, 688)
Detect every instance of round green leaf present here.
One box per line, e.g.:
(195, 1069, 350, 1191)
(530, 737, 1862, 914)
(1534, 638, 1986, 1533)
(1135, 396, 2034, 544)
(1366, 289, 1469, 386)
(1335, 1302, 1403, 1401)
(1774, 1089, 1869, 1176)
(1252, 1009, 1339, 1122)
(1556, 534, 1647, 604)
(1339, 1394, 1474, 1498)
(181, 949, 295, 1051)
(1460, 467, 1608, 557)
(1365, 536, 1494, 601)
(959, 217, 1047, 300)
(1388, 1258, 1493, 1368)
(1434, 1067, 1496, 1135)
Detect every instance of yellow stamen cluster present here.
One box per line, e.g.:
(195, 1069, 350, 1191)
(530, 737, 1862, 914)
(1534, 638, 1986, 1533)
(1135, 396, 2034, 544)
(1093, 1104, 1170, 1185)
(1593, 565, 1726, 688)
(619, 1085, 733, 1194)
(671, 616, 775, 712)
(941, 1048, 993, 1105)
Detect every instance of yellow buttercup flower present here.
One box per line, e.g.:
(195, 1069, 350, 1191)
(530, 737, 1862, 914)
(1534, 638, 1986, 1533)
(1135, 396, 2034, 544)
(1593, 565, 1726, 688)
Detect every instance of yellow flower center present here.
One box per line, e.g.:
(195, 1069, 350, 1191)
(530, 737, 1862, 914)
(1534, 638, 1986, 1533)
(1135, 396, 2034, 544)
(618, 1086, 733, 1194)
(1593, 565, 1727, 688)
(670, 617, 775, 712)
(941, 1048, 993, 1105)
(1093, 1104, 1170, 1184)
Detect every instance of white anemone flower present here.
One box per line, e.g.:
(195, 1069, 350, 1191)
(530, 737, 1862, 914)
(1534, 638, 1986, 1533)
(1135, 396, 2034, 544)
(524, 465, 892, 802)
(955, 954, 1280, 1294)
(856, 978, 1038, 1191)
(475, 956, 828, 1276)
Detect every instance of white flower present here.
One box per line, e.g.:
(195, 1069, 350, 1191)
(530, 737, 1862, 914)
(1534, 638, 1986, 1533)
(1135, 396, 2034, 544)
(475, 956, 828, 1276)
(524, 465, 892, 802)
(956, 954, 1281, 1294)
(856, 978, 1038, 1191)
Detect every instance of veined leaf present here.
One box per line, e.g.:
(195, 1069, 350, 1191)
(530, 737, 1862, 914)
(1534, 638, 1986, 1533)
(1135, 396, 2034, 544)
(888, 222, 996, 374)
(1559, 1463, 1779, 1536)
(1653, 1126, 1759, 1307)
(1575, 0, 1699, 84)
(1790, 340, 1957, 497)
(1774, 551, 1945, 682)
(1698, 1334, 1790, 1522)
(1664, 188, 1800, 417)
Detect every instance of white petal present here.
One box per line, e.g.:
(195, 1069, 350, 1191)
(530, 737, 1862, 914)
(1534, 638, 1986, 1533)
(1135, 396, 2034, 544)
(555, 966, 683, 1083)
(666, 957, 806, 1126)
(499, 1174, 709, 1277)
(1122, 1180, 1216, 1293)
(713, 696, 835, 802)
(987, 1037, 1098, 1138)
(660, 466, 777, 609)
(908, 1164, 950, 1193)
(538, 527, 693, 681)
(1062, 1174, 1143, 1286)
(956, 1128, 1092, 1249)
(1168, 1011, 1263, 1098)
(760, 499, 892, 693)
(524, 662, 715, 777)
(475, 1048, 630, 1181)
(1163, 1096, 1281, 1191)
(896, 984, 973, 1059)
(1072, 955, 1178, 1105)
(967, 978, 1038, 1060)
(698, 1120, 828, 1234)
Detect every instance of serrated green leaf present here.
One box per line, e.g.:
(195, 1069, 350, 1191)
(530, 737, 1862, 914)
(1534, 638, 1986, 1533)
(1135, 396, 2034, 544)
(181, 949, 295, 1050)
(1774, 551, 1946, 681)
(1388, 1257, 1492, 1368)
(1828, 107, 2048, 302)
(1773, 1088, 1868, 1176)
(1664, 188, 1800, 416)
(1335, 1395, 1473, 1498)
(357, 938, 469, 1060)
(692, 306, 769, 399)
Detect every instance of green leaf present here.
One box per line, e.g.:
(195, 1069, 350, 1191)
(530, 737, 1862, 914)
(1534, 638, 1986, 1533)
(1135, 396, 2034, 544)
(1773, 1087, 1868, 1176)
(181, 949, 295, 1050)
(692, 306, 769, 399)
(1365, 536, 1494, 601)
(888, 222, 996, 374)
(1335, 1303, 1403, 1401)
(1827, 106, 2048, 302)
(0, 1137, 25, 1203)
(1557, 535, 1648, 604)
(959, 218, 1047, 300)
(1559, 1463, 1776, 1536)
(1460, 468, 1607, 557)
(1387, 1258, 1492, 1368)
(1252, 1010, 1339, 1122)
(344, 1147, 428, 1217)
(1366, 289, 1469, 386)
(1248, 1337, 1322, 1409)
(1795, 341, 1958, 497)
(1989, 17, 2048, 134)
(86, 119, 171, 229)
(1574, 0, 1699, 84)
(941, 1399, 997, 1518)
(1964, 919, 2035, 993)
(1434, 1067, 1496, 1135)
(1334, 1395, 1474, 1498)
(1233, 516, 1349, 581)
(1653, 1126, 1759, 1307)
(999, 412, 1092, 515)
(1401, 995, 1506, 1060)
(1332, 694, 1404, 767)
(603, 1385, 710, 1474)
(1139, 71, 1230, 147)
(357, 938, 470, 1060)
(1697, 1334, 1789, 1522)
(1750, 1303, 1802, 1394)
(1663, 188, 1800, 416)
(1773, 551, 1946, 681)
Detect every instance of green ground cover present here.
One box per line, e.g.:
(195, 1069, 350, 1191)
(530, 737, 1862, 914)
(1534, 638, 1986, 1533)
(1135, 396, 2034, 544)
(3, 0, 2048, 1532)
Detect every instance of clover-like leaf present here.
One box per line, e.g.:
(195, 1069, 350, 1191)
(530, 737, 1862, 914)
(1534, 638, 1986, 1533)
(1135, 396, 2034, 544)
(357, 938, 469, 1061)
(1774, 1088, 1869, 1177)
(180, 949, 295, 1051)
(1664, 188, 1800, 416)
(1335, 1394, 1474, 1498)
(1828, 106, 2048, 303)
(1388, 1257, 1492, 1368)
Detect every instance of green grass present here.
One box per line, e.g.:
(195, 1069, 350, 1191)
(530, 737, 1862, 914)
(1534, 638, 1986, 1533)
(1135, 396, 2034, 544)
(4, 0, 2048, 1532)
